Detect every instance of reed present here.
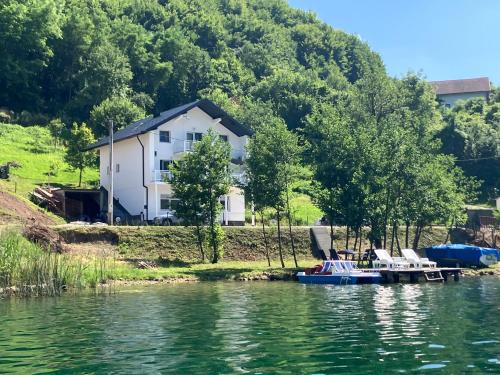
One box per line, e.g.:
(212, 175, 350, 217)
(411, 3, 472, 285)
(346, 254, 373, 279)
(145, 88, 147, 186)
(0, 230, 111, 297)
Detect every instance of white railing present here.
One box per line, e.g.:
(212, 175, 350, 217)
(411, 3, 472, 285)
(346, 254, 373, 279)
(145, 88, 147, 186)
(231, 172, 245, 184)
(231, 149, 245, 162)
(173, 140, 197, 154)
(153, 170, 173, 182)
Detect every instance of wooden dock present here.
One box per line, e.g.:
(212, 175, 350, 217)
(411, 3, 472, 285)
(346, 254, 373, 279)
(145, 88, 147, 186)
(374, 267, 462, 283)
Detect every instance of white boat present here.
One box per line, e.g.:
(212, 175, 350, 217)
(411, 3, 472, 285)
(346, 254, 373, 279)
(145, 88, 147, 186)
(297, 260, 382, 285)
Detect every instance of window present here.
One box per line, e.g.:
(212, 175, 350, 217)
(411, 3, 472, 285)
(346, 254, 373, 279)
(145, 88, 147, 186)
(160, 194, 170, 210)
(219, 198, 226, 210)
(186, 132, 203, 141)
(160, 195, 180, 210)
(219, 135, 228, 142)
(160, 160, 172, 171)
(159, 131, 170, 143)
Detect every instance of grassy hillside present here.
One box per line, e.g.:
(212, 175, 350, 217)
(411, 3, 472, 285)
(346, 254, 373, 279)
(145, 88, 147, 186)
(0, 123, 99, 198)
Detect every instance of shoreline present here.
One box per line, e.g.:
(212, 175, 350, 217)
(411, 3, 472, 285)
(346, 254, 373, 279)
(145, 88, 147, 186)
(1, 268, 498, 296)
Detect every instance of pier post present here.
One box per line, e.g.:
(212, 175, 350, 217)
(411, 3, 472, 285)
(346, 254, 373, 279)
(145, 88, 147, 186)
(409, 272, 418, 283)
(393, 272, 400, 283)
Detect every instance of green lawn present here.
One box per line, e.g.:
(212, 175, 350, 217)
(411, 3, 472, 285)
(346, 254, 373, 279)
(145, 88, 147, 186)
(0, 123, 99, 197)
(245, 194, 323, 226)
(106, 259, 306, 282)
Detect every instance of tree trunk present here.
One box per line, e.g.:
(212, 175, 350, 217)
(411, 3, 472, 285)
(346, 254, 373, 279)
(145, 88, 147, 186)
(412, 225, 422, 251)
(383, 188, 391, 249)
(353, 227, 359, 253)
(78, 168, 83, 187)
(329, 221, 334, 257)
(195, 223, 205, 262)
(209, 197, 218, 264)
(345, 226, 350, 250)
(394, 224, 402, 256)
(390, 221, 396, 256)
(276, 209, 285, 268)
(358, 227, 363, 262)
(285, 190, 298, 268)
(405, 221, 410, 249)
(261, 212, 271, 267)
(444, 219, 454, 243)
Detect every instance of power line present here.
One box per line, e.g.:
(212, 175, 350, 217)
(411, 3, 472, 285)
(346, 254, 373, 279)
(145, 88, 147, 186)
(455, 155, 500, 162)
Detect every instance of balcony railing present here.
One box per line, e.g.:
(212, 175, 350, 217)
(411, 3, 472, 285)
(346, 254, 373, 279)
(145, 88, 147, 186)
(231, 172, 245, 184)
(153, 170, 172, 182)
(173, 140, 197, 154)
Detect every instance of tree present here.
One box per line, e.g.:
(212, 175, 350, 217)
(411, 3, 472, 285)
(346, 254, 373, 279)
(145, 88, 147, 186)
(90, 96, 145, 137)
(246, 121, 302, 268)
(0, 0, 62, 111)
(65, 122, 96, 186)
(170, 129, 231, 263)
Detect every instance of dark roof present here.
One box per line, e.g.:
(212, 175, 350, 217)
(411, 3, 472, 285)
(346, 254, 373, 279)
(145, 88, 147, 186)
(431, 77, 490, 95)
(87, 99, 253, 150)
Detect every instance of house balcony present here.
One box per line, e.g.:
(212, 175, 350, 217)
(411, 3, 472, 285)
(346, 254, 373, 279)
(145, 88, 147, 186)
(231, 172, 245, 184)
(173, 140, 197, 154)
(152, 170, 173, 183)
(152, 170, 243, 185)
(173, 139, 245, 163)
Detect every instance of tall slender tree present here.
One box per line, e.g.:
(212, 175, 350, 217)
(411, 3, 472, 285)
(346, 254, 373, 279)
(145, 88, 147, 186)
(65, 122, 96, 187)
(170, 129, 231, 263)
(246, 121, 301, 267)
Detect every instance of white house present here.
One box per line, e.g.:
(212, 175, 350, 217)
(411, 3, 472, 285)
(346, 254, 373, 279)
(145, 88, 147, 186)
(88, 99, 253, 225)
(431, 77, 490, 107)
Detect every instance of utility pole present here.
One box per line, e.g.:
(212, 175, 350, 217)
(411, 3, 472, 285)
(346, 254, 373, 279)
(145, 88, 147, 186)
(107, 120, 114, 225)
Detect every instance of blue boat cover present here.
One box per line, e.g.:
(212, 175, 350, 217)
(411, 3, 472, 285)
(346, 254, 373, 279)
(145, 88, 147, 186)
(425, 244, 499, 267)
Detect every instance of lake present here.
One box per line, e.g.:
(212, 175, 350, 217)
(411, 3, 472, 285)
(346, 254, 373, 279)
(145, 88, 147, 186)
(0, 278, 499, 374)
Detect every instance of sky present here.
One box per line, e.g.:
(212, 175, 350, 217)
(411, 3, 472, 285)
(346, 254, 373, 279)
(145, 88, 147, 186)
(288, 0, 500, 84)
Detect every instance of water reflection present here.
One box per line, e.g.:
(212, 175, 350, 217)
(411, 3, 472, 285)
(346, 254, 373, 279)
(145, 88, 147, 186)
(0, 279, 498, 374)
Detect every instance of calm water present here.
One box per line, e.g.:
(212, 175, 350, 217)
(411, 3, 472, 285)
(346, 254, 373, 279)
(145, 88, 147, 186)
(0, 278, 499, 374)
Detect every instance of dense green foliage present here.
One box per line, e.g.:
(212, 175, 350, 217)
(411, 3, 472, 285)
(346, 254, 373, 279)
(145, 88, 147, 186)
(438, 93, 500, 200)
(0, 0, 383, 135)
(1, 0, 492, 236)
(304, 73, 473, 251)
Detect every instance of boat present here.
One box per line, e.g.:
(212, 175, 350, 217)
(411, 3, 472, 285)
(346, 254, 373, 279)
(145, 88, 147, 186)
(297, 260, 382, 285)
(425, 244, 499, 268)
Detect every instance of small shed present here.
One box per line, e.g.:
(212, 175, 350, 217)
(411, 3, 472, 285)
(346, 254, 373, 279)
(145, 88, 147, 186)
(51, 188, 102, 221)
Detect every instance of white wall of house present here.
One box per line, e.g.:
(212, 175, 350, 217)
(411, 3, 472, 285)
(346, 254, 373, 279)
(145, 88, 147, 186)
(97, 106, 248, 223)
(99, 133, 150, 218)
(438, 91, 489, 107)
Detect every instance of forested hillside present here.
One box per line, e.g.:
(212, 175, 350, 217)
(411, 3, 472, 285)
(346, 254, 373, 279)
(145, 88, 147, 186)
(0, 0, 383, 135)
(438, 94, 500, 200)
(0, 0, 497, 209)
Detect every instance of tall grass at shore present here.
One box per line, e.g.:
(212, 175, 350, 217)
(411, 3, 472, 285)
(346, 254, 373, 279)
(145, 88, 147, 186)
(0, 230, 112, 296)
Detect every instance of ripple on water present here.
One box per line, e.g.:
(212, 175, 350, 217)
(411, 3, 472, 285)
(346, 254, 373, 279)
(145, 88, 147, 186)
(0, 279, 498, 374)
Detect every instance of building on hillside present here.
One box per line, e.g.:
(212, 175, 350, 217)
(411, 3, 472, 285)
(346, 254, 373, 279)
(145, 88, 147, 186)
(87, 99, 252, 225)
(431, 77, 491, 107)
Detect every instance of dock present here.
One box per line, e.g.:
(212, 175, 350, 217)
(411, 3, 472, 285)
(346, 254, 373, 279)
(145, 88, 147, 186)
(374, 267, 462, 283)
